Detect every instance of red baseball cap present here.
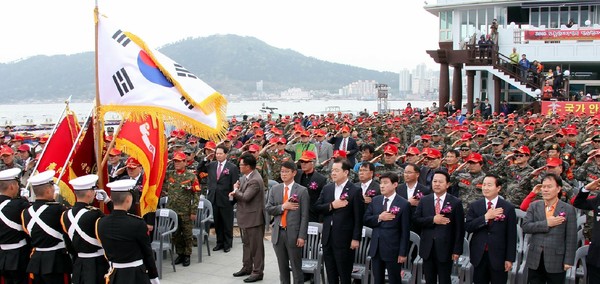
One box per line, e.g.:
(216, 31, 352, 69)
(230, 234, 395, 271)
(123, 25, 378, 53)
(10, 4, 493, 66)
(406, 146, 420, 155)
(0, 147, 13, 156)
(465, 153, 483, 163)
(172, 151, 186, 161)
(514, 146, 531, 155)
(204, 141, 216, 151)
(17, 144, 30, 152)
(341, 126, 351, 133)
(108, 148, 122, 156)
(299, 151, 317, 161)
(333, 150, 347, 158)
(546, 158, 562, 167)
(126, 157, 141, 168)
(384, 144, 398, 155)
(388, 137, 401, 144)
(421, 135, 432, 141)
(248, 144, 261, 153)
(426, 148, 442, 159)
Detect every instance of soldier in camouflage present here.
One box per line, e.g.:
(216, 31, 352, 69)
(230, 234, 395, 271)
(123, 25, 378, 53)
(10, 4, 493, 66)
(574, 150, 600, 240)
(247, 144, 269, 189)
(163, 151, 201, 267)
(482, 138, 507, 176)
(373, 144, 404, 183)
(450, 152, 486, 212)
(259, 137, 292, 183)
(497, 146, 534, 207)
(0, 146, 23, 172)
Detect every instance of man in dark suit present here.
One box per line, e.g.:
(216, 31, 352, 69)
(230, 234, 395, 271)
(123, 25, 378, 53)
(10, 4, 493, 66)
(418, 148, 447, 191)
(294, 151, 328, 222)
(465, 174, 517, 284)
(522, 173, 576, 284)
(106, 148, 127, 182)
(328, 126, 359, 168)
(208, 145, 240, 253)
(364, 172, 410, 284)
(414, 170, 464, 284)
(315, 158, 364, 284)
(230, 154, 265, 282)
(397, 163, 430, 233)
(355, 162, 380, 210)
(266, 161, 310, 284)
(573, 178, 600, 283)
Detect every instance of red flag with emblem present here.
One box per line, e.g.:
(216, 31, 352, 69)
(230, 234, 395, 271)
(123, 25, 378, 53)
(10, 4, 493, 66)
(113, 115, 167, 217)
(35, 110, 80, 205)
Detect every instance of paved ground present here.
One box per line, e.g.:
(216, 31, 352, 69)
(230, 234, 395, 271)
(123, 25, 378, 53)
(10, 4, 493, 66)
(161, 228, 285, 284)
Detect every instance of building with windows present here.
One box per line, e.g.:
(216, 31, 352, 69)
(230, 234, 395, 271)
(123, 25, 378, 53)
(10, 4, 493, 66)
(424, 0, 600, 113)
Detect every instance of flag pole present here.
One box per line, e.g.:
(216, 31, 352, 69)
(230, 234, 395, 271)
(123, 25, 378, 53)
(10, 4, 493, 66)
(100, 118, 126, 169)
(55, 107, 94, 204)
(93, 6, 106, 191)
(26, 95, 72, 199)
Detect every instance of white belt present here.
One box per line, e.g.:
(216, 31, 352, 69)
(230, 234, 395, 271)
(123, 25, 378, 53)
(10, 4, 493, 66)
(0, 239, 27, 250)
(78, 249, 105, 258)
(35, 242, 66, 252)
(111, 259, 143, 269)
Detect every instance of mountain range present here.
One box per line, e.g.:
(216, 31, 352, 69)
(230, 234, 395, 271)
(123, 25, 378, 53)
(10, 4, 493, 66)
(0, 34, 400, 104)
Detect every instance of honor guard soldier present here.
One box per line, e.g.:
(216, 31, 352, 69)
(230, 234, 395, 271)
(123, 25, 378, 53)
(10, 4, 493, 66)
(0, 168, 31, 284)
(61, 174, 108, 284)
(22, 170, 72, 284)
(162, 151, 200, 267)
(96, 179, 159, 284)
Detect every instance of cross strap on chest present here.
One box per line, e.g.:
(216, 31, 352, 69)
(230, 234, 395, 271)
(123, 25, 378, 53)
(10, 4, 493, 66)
(26, 205, 64, 241)
(0, 199, 23, 231)
(67, 208, 101, 248)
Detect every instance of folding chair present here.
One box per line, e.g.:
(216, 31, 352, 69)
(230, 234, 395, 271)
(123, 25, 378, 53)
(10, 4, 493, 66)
(152, 208, 178, 279)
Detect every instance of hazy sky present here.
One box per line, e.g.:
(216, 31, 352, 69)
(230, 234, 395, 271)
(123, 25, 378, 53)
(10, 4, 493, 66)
(1, 0, 439, 72)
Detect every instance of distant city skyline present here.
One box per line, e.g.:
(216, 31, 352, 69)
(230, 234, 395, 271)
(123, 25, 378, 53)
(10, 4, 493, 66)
(1, 0, 439, 73)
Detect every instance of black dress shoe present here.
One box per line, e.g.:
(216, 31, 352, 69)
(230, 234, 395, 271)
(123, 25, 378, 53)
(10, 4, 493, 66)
(182, 255, 191, 267)
(174, 255, 184, 265)
(223, 247, 231, 253)
(233, 269, 251, 277)
(243, 274, 263, 283)
(212, 245, 223, 251)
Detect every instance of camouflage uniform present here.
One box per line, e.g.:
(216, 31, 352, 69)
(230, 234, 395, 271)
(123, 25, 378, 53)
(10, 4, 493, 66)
(256, 156, 270, 189)
(162, 170, 200, 256)
(482, 153, 506, 177)
(502, 164, 534, 206)
(450, 170, 486, 212)
(261, 149, 292, 183)
(519, 174, 574, 204)
(574, 162, 600, 240)
(374, 163, 404, 184)
(186, 160, 199, 175)
(227, 148, 242, 167)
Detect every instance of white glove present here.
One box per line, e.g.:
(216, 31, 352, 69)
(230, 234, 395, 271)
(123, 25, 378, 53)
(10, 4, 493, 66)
(150, 278, 160, 284)
(20, 188, 29, 198)
(95, 189, 110, 202)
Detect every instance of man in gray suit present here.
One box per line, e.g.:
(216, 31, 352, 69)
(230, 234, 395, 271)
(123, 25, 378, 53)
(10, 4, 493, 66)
(313, 129, 333, 165)
(229, 154, 266, 283)
(266, 161, 310, 284)
(522, 173, 576, 284)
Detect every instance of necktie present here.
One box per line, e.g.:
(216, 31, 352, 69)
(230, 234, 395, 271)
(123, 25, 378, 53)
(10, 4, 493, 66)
(435, 198, 441, 214)
(487, 201, 493, 225)
(282, 186, 289, 228)
(545, 203, 555, 218)
(342, 138, 347, 151)
(217, 163, 223, 179)
(318, 142, 322, 152)
(383, 198, 389, 212)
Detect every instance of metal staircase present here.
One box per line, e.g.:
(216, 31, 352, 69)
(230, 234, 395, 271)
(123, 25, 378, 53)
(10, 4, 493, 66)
(464, 45, 543, 99)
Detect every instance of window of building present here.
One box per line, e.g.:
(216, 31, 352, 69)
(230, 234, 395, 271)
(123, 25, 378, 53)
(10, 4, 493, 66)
(440, 11, 453, 41)
(530, 8, 540, 27)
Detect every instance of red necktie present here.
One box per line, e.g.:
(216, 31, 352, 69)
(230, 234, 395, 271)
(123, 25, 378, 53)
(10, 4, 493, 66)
(487, 201, 493, 225)
(342, 138, 347, 151)
(217, 163, 223, 179)
(435, 198, 441, 214)
(282, 186, 289, 228)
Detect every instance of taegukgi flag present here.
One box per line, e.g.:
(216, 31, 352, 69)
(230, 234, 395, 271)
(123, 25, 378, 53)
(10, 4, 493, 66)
(96, 12, 228, 140)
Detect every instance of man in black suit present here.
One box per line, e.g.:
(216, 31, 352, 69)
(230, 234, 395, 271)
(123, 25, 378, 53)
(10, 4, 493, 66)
(106, 148, 127, 182)
(208, 145, 240, 253)
(465, 174, 517, 284)
(414, 170, 464, 284)
(355, 162, 380, 210)
(364, 172, 410, 284)
(397, 163, 430, 233)
(328, 126, 359, 168)
(418, 148, 447, 191)
(294, 151, 328, 222)
(315, 158, 364, 284)
(572, 178, 600, 283)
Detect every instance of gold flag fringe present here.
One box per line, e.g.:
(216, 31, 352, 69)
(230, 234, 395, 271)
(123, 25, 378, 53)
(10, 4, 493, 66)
(113, 138, 157, 217)
(98, 105, 228, 141)
(125, 31, 229, 117)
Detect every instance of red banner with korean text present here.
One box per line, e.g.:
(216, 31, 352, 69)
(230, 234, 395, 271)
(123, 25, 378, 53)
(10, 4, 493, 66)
(113, 115, 167, 217)
(541, 101, 600, 116)
(525, 29, 600, 41)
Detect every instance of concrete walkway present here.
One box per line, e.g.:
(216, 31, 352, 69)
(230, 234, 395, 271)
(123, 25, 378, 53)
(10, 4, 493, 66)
(161, 230, 285, 284)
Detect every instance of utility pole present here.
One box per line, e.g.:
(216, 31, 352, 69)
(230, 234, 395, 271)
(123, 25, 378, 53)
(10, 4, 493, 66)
(375, 83, 389, 114)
